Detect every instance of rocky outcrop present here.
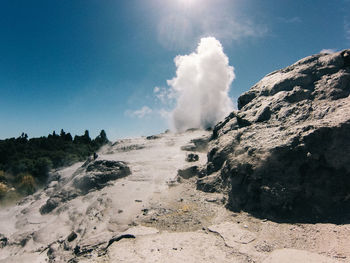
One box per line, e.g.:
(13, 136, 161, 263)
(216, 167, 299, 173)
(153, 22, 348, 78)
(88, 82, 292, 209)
(74, 160, 131, 194)
(40, 160, 131, 214)
(199, 50, 350, 222)
(178, 166, 200, 179)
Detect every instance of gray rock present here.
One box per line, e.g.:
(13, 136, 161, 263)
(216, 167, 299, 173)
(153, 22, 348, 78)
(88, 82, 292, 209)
(200, 49, 350, 222)
(180, 144, 197, 151)
(185, 153, 199, 162)
(39, 197, 61, 214)
(40, 160, 131, 214)
(47, 242, 59, 261)
(74, 160, 131, 194)
(0, 234, 8, 248)
(106, 234, 135, 249)
(178, 166, 199, 179)
(197, 174, 223, 193)
(47, 172, 61, 183)
(181, 137, 209, 152)
(40, 188, 79, 214)
(67, 231, 77, 242)
(146, 135, 160, 140)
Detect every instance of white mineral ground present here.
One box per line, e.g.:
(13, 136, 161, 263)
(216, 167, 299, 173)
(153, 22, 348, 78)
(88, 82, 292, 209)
(0, 130, 349, 262)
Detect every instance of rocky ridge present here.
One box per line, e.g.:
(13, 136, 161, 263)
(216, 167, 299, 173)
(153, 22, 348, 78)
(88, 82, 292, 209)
(199, 49, 350, 222)
(39, 159, 131, 215)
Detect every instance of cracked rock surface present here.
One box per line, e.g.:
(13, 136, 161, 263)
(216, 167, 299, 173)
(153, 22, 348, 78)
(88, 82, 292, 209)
(200, 49, 350, 222)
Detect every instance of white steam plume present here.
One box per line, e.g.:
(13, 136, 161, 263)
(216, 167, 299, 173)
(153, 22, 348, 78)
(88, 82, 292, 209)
(167, 37, 235, 132)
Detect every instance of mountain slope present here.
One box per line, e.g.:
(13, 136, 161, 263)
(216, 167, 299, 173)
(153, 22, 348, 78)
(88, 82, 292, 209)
(0, 130, 209, 262)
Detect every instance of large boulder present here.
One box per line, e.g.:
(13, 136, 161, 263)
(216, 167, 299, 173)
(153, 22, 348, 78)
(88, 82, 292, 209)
(199, 50, 350, 222)
(40, 160, 131, 214)
(74, 160, 131, 194)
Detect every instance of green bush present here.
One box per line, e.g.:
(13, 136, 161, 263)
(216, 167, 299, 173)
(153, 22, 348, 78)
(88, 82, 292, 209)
(0, 129, 109, 200)
(0, 182, 8, 198)
(33, 158, 53, 182)
(0, 170, 5, 181)
(18, 173, 36, 195)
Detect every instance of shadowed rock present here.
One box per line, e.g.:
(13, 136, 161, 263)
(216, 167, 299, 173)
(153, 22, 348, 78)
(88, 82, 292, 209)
(0, 234, 8, 248)
(185, 153, 199, 162)
(178, 166, 199, 179)
(40, 160, 131, 214)
(200, 49, 350, 223)
(67, 232, 77, 242)
(106, 234, 135, 249)
(146, 135, 160, 140)
(74, 160, 131, 194)
(181, 137, 209, 152)
(39, 197, 61, 214)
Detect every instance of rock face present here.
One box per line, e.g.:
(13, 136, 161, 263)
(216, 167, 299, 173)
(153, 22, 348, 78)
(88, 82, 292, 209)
(40, 160, 131, 214)
(199, 50, 350, 222)
(178, 166, 200, 179)
(74, 160, 131, 194)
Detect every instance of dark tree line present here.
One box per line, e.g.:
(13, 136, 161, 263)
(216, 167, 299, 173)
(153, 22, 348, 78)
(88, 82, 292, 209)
(0, 129, 109, 198)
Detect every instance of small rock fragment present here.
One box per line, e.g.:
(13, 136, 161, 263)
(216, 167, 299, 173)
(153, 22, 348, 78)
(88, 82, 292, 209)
(205, 198, 219, 203)
(0, 234, 8, 248)
(186, 153, 199, 162)
(67, 231, 77, 242)
(178, 166, 199, 179)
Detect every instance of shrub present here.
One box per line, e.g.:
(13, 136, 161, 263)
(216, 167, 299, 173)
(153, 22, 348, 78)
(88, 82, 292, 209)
(33, 157, 53, 181)
(18, 173, 36, 195)
(0, 129, 109, 200)
(0, 170, 5, 182)
(64, 154, 80, 166)
(0, 182, 8, 198)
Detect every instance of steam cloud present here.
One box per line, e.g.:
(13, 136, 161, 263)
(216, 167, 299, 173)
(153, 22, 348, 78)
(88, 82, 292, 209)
(167, 37, 235, 131)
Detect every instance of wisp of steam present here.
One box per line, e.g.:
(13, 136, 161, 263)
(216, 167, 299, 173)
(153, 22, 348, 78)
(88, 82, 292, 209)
(168, 37, 235, 131)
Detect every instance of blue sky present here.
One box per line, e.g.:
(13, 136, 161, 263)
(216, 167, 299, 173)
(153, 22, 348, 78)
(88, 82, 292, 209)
(0, 0, 349, 140)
